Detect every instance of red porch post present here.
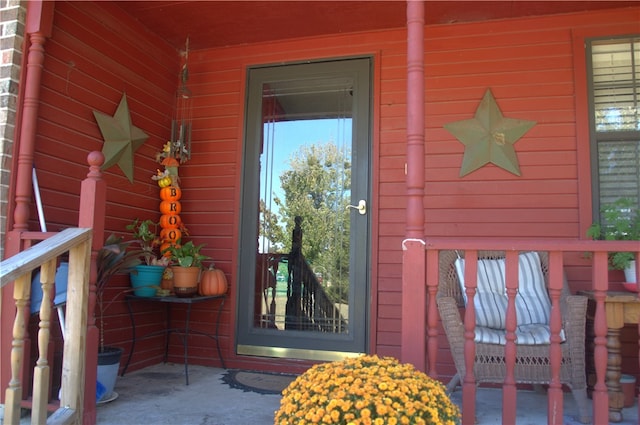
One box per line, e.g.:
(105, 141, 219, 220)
(78, 151, 106, 425)
(401, 0, 426, 370)
(0, 0, 54, 401)
(547, 251, 565, 425)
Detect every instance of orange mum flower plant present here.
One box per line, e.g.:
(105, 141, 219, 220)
(274, 354, 460, 425)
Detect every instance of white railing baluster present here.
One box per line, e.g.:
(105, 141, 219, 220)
(31, 258, 57, 425)
(1, 228, 92, 425)
(4, 273, 31, 425)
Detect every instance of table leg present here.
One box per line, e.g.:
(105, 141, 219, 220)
(215, 297, 226, 369)
(164, 303, 171, 363)
(122, 297, 136, 376)
(606, 327, 624, 422)
(184, 303, 192, 385)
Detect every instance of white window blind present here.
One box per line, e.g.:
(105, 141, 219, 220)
(597, 141, 640, 206)
(589, 37, 640, 219)
(592, 40, 639, 131)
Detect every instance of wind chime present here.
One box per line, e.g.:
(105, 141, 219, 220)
(154, 38, 192, 256)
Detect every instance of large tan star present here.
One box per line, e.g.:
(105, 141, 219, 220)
(93, 93, 148, 183)
(444, 89, 536, 177)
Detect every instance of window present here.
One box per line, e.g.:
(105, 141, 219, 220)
(587, 37, 640, 222)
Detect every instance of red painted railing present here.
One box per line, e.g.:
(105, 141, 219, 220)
(423, 238, 639, 425)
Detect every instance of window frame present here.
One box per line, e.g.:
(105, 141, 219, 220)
(586, 36, 640, 222)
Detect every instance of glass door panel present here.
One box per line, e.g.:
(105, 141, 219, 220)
(237, 58, 371, 359)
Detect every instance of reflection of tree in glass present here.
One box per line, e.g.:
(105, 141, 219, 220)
(595, 106, 639, 131)
(261, 142, 351, 303)
(259, 199, 285, 252)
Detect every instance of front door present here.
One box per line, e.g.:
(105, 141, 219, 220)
(237, 58, 371, 360)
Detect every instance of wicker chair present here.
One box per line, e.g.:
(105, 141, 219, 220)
(436, 250, 591, 423)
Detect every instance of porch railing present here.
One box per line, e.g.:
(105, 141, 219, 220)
(284, 215, 347, 333)
(299, 257, 348, 333)
(280, 253, 347, 332)
(420, 238, 640, 425)
(1, 227, 92, 425)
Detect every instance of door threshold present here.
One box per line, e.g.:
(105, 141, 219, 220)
(237, 344, 363, 362)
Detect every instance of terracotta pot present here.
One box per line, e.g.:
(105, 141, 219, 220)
(172, 266, 200, 297)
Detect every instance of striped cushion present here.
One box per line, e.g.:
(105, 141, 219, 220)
(515, 252, 551, 326)
(474, 324, 564, 345)
(455, 252, 552, 329)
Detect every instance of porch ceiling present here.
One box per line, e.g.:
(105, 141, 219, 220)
(115, 1, 637, 51)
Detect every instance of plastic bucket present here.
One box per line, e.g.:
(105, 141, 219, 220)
(97, 346, 123, 402)
(31, 262, 69, 314)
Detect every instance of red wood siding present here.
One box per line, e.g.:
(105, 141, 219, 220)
(27, 1, 179, 370)
(179, 6, 639, 373)
(421, 8, 639, 381)
(422, 8, 638, 300)
(180, 28, 408, 371)
(27, 2, 640, 378)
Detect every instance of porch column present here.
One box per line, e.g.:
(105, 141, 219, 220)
(401, 0, 426, 370)
(8, 0, 53, 232)
(78, 151, 106, 425)
(1, 0, 54, 401)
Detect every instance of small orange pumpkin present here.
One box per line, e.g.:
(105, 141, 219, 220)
(160, 200, 181, 215)
(160, 186, 182, 202)
(160, 242, 177, 257)
(160, 228, 182, 242)
(199, 266, 228, 296)
(160, 214, 181, 229)
(161, 157, 180, 167)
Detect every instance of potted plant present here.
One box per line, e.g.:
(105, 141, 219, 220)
(163, 239, 210, 297)
(587, 197, 640, 283)
(126, 218, 169, 296)
(95, 234, 142, 402)
(275, 355, 460, 424)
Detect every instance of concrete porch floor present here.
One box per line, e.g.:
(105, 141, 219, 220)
(96, 363, 639, 425)
(2, 362, 639, 424)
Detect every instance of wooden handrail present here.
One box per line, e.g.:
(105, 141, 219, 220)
(1, 227, 92, 425)
(0, 228, 92, 286)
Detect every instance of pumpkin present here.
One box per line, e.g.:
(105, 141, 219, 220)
(157, 176, 172, 188)
(161, 157, 180, 167)
(160, 214, 181, 229)
(160, 200, 181, 215)
(160, 186, 182, 202)
(199, 267, 228, 296)
(160, 242, 177, 257)
(161, 228, 182, 242)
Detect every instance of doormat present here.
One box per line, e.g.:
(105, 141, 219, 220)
(222, 369, 297, 395)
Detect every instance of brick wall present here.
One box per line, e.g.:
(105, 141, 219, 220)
(0, 0, 25, 260)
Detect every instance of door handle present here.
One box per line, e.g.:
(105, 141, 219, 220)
(346, 199, 367, 215)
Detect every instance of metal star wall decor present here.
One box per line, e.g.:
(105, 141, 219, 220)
(93, 93, 148, 183)
(444, 89, 536, 177)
